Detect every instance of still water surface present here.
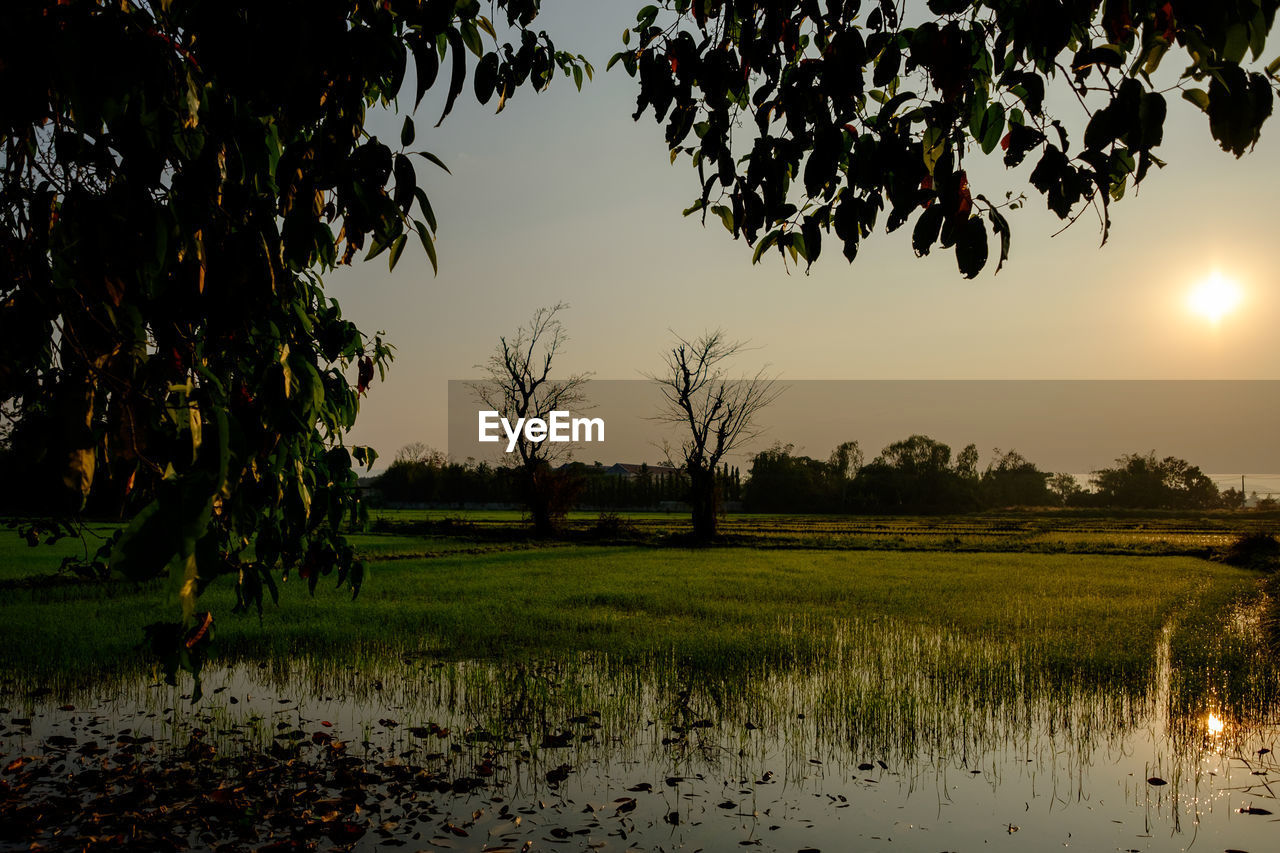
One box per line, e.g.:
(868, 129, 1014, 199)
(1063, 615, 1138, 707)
(2, 626, 1277, 851)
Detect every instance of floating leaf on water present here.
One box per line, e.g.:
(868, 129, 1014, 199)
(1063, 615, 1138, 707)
(328, 821, 367, 841)
(541, 731, 573, 748)
(1146, 777, 1167, 786)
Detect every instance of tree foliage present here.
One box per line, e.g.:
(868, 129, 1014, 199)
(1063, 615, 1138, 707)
(616, 0, 1280, 277)
(0, 0, 588, 693)
(1091, 450, 1220, 508)
(746, 438, 1060, 512)
(981, 448, 1053, 506)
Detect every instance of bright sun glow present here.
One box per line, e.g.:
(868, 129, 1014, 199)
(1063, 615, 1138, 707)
(1188, 273, 1243, 323)
(1207, 712, 1225, 734)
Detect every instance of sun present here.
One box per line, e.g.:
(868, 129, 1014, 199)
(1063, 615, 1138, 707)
(1188, 273, 1243, 323)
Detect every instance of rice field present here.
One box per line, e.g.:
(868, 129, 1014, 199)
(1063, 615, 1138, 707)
(2, 512, 1278, 852)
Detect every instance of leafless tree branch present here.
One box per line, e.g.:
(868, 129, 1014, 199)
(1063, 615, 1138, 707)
(469, 302, 592, 468)
(649, 329, 783, 537)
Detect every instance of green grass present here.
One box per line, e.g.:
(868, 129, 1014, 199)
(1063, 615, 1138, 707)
(0, 536, 1261, 694)
(0, 523, 120, 581)
(368, 506, 1279, 556)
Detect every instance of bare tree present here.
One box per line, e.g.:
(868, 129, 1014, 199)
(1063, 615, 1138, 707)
(651, 330, 782, 538)
(471, 303, 590, 534)
(395, 442, 446, 467)
(828, 440, 863, 511)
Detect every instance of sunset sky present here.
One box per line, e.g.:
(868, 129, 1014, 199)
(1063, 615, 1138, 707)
(328, 1, 1279, 465)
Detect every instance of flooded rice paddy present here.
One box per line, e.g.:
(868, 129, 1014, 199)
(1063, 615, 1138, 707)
(3, 618, 1277, 852)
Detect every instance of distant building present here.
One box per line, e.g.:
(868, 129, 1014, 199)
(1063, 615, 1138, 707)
(602, 462, 684, 479)
(559, 461, 685, 479)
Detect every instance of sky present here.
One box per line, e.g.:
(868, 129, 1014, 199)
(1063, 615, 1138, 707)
(327, 1, 1280, 469)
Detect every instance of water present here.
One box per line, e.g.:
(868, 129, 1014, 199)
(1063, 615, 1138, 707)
(1, 627, 1277, 852)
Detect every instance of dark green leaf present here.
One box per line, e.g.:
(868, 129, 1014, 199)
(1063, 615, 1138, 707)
(978, 103, 1005, 154)
(988, 209, 1011, 273)
(415, 221, 438, 274)
(411, 33, 439, 108)
(474, 52, 499, 104)
(437, 28, 467, 127)
(954, 216, 988, 278)
(414, 150, 452, 174)
(912, 205, 944, 257)
(388, 234, 408, 271)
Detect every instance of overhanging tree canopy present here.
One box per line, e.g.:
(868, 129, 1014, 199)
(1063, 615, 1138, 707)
(0, 0, 588, 692)
(616, 0, 1279, 276)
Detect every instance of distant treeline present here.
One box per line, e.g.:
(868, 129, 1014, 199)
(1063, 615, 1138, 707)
(741, 437, 1243, 513)
(371, 444, 739, 509)
(372, 436, 1255, 514)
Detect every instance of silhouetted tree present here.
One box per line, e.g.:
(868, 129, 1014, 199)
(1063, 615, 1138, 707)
(472, 304, 589, 534)
(744, 443, 832, 513)
(1221, 487, 1247, 510)
(856, 434, 980, 512)
(1048, 472, 1086, 507)
(1091, 452, 1220, 508)
(828, 440, 863, 511)
(377, 444, 449, 504)
(981, 448, 1053, 507)
(653, 331, 781, 537)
